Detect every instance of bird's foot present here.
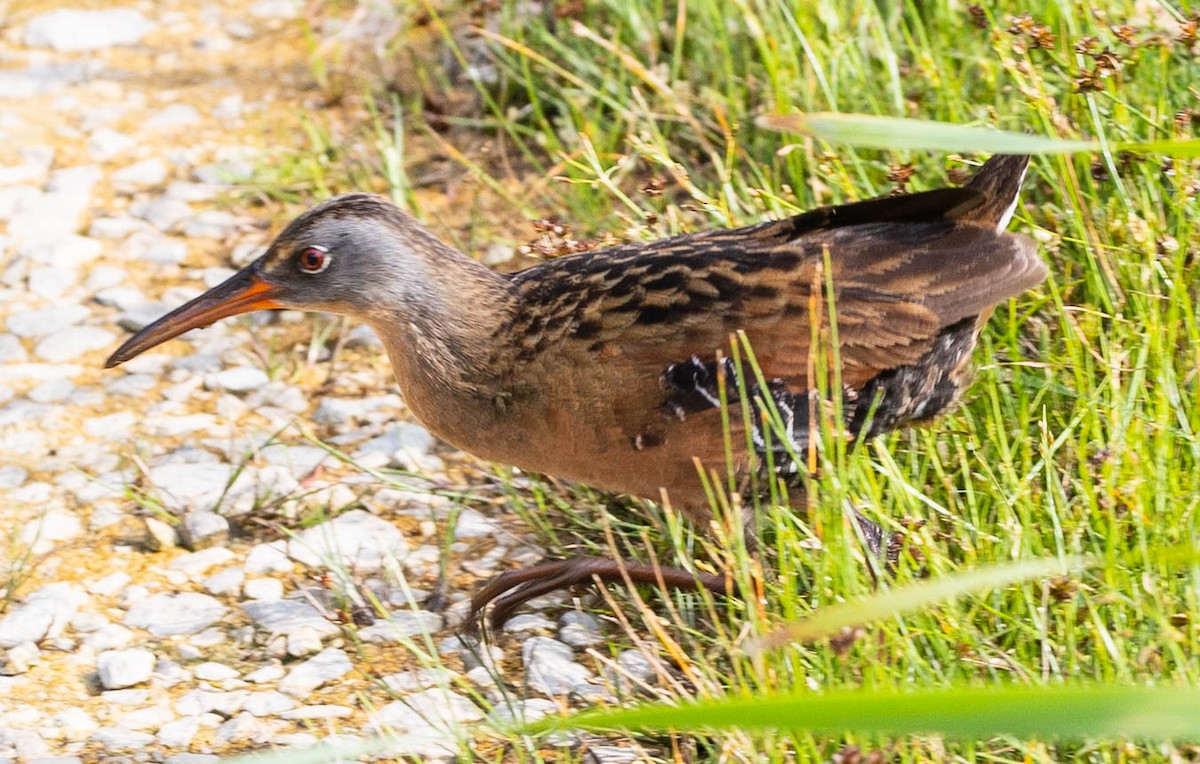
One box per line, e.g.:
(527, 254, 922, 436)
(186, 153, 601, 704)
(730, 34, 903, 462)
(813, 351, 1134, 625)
(467, 556, 730, 631)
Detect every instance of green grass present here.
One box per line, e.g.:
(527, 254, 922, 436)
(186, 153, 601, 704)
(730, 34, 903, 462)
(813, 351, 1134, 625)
(271, 0, 1200, 760)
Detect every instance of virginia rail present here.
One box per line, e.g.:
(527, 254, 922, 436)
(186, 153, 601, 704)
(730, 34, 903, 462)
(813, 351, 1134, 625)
(107, 154, 1044, 627)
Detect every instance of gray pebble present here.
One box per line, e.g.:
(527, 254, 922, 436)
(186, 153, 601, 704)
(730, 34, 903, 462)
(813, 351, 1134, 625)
(164, 754, 219, 764)
(356, 611, 444, 643)
(33, 326, 115, 362)
(583, 746, 647, 764)
(243, 690, 297, 716)
(82, 623, 135, 652)
(203, 366, 268, 393)
(488, 697, 559, 726)
(616, 648, 660, 686)
(19, 234, 102, 269)
(142, 516, 178, 552)
(167, 547, 236, 578)
(23, 9, 155, 52)
(27, 266, 78, 299)
(166, 181, 224, 202)
(312, 394, 402, 427)
(242, 541, 293, 575)
(193, 661, 240, 682)
(28, 378, 77, 403)
(287, 509, 409, 574)
(87, 128, 136, 161)
(6, 305, 89, 338)
(112, 158, 167, 190)
(558, 611, 603, 647)
(91, 727, 155, 750)
(130, 197, 192, 231)
(144, 104, 202, 131)
(522, 636, 594, 696)
(501, 613, 555, 633)
(453, 507, 502, 539)
(178, 511, 230, 550)
(278, 647, 352, 697)
(242, 577, 282, 601)
(88, 215, 149, 239)
(278, 704, 354, 720)
(124, 592, 226, 637)
(19, 507, 82, 555)
(95, 648, 156, 690)
(125, 229, 188, 263)
(243, 664, 285, 683)
(285, 627, 324, 658)
(202, 567, 244, 597)
(0, 465, 27, 489)
(1, 641, 40, 675)
(174, 688, 249, 717)
(181, 209, 245, 239)
(115, 703, 174, 730)
(379, 667, 458, 694)
(155, 717, 201, 748)
(39, 707, 97, 741)
(371, 689, 483, 745)
(0, 582, 85, 648)
(241, 599, 338, 638)
(145, 462, 238, 512)
(0, 335, 26, 364)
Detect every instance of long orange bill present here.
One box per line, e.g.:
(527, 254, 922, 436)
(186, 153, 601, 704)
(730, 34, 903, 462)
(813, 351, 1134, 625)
(105, 267, 283, 368)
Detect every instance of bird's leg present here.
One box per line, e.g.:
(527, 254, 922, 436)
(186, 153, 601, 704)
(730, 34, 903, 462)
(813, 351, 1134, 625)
(467, 557, 730, 632)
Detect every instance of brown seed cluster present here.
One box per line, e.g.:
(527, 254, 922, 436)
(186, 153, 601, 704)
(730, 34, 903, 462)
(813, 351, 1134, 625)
(518, 218, 598, 259)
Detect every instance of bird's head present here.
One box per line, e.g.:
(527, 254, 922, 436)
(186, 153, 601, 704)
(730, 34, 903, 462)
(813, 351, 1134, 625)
(105, 194, 452, 368)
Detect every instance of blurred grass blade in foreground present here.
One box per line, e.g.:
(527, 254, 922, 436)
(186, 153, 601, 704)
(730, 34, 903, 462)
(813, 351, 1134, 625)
(538, 684, 1200, 740)
(758, 112, 1200, 156)
(749, 554, 1087, 652)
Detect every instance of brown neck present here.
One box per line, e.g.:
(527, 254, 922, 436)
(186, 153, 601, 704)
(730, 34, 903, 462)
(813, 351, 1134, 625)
(358, 242, 518, 443)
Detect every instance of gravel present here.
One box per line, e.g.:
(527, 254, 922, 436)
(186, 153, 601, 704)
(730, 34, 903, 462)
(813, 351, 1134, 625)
(0, 2, 602, 759)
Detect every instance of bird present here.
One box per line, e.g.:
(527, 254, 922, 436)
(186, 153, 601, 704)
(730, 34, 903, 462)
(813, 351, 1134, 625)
(106, 154, 1045, 628)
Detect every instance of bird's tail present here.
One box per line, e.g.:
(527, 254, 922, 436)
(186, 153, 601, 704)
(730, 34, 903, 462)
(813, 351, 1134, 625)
(959, 154, 1030, 231)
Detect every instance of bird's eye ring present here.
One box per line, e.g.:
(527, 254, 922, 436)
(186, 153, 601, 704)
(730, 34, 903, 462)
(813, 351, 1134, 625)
(298, 246, 330, 274)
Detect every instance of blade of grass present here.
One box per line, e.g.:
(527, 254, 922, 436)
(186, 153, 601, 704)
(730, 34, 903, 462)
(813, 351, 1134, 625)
(535, 684, 1200, 740)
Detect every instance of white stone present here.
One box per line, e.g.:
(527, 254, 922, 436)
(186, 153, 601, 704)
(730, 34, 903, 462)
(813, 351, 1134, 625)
(6, 304, 90, 338)
(278, 647, 352, 697)
(194, 661, 241, 682)
(242, 599, 339, 638)
(287, 509, 409, 574)
(23, 9, 155, 52)
(242, 577, 283, 601)
(243, 541, 293, 575)
(91, 727, 155, 750)
(0, 582, 86, 648)
(40, 707, 98, 741)
(19, 235, 102, 268)
(124, 592, 226, 637)
(86, 571, 132, 597)
(112, 158, 167, 190)
(96, 648, 156, 689)
(116, 703, 175, 730)
(155, 716, 201, 748)
(522, 637, 594, 696)
(168, 547, 236, 578)
(204, 366, 269, 393)
(243, 690, 297, 716)
(144, 104, 201, 131)
(87, 128, 136, 161)
(19, 507, 82, 555)
(202, 567, 244, 597)
(33, 326, 116, 362)
(0, 334, 27, 363)
(285, 627, 325, 658)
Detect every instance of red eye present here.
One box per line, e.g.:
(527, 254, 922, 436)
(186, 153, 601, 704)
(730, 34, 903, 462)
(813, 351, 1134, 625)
(298, 246, 330, 274)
